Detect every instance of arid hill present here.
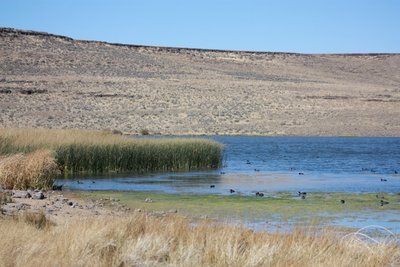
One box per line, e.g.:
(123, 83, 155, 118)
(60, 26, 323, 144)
(1, 28, 399, 136)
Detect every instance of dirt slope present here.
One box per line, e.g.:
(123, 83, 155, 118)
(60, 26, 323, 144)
(1, 28, 399, 136)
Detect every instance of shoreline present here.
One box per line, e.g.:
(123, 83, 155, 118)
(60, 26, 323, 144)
(3, 189, 399, 233)
(2, 189, 399, 266)
(127, 133, 400, 138)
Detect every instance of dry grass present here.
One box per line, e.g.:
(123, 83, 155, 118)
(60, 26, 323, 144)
(0, 213, 398, 267)
(0, 128, 130, 150)
(22, 210, 53, 229)
(0, 149, 59, 190)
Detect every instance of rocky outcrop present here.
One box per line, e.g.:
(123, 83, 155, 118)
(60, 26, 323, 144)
(12, 191, 32, 199)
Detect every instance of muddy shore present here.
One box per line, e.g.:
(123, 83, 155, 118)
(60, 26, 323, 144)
(0, 189, 175, 225)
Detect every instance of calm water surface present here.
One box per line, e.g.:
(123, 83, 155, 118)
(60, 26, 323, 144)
(61, 136, 400, 194)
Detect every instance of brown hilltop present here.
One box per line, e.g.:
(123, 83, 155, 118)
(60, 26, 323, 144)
(1, 28, 399, 136)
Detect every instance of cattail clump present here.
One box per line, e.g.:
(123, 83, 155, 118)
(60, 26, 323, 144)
(0, 128, 223, 175)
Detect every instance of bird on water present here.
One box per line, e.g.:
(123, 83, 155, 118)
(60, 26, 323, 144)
(381, 200, 389, 206)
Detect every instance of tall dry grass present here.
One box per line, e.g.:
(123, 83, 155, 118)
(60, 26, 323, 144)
(0, 213, 398, 267)
(0, 149, 59, 190)
(0, 128, 223, 174)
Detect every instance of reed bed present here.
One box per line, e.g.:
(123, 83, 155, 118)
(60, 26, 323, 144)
(0, 128, 223, 175)
(0, 213, 398, 267)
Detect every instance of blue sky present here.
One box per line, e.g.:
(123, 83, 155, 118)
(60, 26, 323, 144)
(1, 0, 399, 53)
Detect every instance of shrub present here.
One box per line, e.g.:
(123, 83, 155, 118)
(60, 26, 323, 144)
(140, 128, 149, 135)
(0, 192, 12, 205)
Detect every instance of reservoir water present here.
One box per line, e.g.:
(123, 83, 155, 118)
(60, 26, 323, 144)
(59, 136, 400, 234)
(62, 136, 400, 194)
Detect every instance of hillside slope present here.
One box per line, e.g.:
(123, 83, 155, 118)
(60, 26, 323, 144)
(1, 28, 399, 136)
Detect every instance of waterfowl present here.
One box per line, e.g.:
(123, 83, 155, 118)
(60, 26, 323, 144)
(380, 200, 389, 206)
(246, 160, 252, 165)
(340, 200, 345, 204)
(220, 171, 226, 175)
(381, 178, 387, 182)
(77, 180, 83, 184)
(376, 194, 385, 199)
(210, 185, 215, 188)
(230, 189, 235, 193)
(298, 191, 307, 196)
(254, 169, 260, 172)
(298, 172, 304, 175)
(52, 184, 63, 191)
(301, 195, 306, 199)
(258, 192, 264, 197)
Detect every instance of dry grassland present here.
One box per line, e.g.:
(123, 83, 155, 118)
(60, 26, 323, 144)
(0, 213, 398, 267)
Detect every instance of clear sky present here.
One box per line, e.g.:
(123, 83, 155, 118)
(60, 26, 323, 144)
(1, 0, 399, 53)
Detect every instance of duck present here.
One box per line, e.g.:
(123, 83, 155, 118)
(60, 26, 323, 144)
(52, 184, 63, 191)
(380, 200, 389, 206)
(381, 178, 387, 182)
(210, 185, 215, 188)
(340, 200, 345, 204)
(230, 189, 235, 194)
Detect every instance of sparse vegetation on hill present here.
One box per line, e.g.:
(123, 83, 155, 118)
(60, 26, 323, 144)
(1, 28, 399, 136)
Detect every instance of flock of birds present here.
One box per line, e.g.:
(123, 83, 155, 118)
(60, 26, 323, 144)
(53, 159, 396, 208)
(208, 159, 397, 207)
(208, 185, 392, 206)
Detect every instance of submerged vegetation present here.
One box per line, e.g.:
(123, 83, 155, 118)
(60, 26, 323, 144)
(0, 128, 223, 189)
(86, 191, 400, 227)
(0, 213, 398, 267)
